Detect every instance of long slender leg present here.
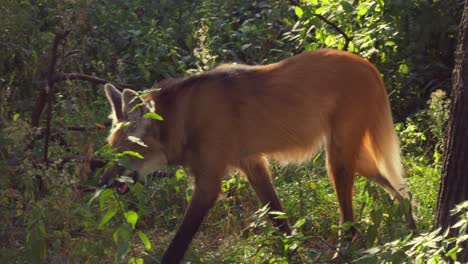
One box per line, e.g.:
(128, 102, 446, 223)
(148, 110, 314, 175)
(161, 172, 223, 263)
(239, 157, 291, 234)
(326, 144, 358, 238)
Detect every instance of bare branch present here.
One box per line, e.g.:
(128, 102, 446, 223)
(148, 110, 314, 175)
(314, 14, 353, 51)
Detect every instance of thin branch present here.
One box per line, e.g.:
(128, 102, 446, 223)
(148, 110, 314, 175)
(54, 73, 138, 90)
(65, 121, 111, 131)
(314, 14, 353, 51)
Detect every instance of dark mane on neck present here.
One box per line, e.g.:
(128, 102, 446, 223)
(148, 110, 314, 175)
(150, 65, 254, 100)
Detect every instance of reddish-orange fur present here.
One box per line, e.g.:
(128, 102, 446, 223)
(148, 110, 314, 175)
(103, 49, 415, 263)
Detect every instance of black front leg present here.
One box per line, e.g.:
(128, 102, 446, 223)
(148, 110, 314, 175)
(162, 181, 221, 263)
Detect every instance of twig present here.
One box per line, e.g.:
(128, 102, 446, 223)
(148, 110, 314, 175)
(65, 121, 111, 131)
(77, 185, 97, 193)
(54, 73, 138, 90)
(314, 14, 353, 51)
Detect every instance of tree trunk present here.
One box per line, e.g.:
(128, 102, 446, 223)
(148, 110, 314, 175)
(435, 0, 468, 261)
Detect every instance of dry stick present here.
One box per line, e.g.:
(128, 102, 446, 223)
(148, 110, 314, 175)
(43, 30, 71, 162)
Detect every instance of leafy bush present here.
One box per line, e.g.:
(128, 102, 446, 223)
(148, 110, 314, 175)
(358, 201, 468, 263)
(0, 0, 464, 262)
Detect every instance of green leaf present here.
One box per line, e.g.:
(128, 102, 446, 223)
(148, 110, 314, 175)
(315, 7, 325, 15)
(445, 245, 460, 261)
(138, 230, 152, 250)
(116, 240, 130, 263)
(128, 136, 148, 147)
(294, 6, 304, 18)
(113, 225, 131, 243)
(143, 112, 164, 121)
(340, 1, 352, 12)
(130, 102, 143, 113)
(124, 210, 139, 229)
(99, 206, 118, 229)
(357, 4, 369, 16)
(116, 156, 134, 170)
(130, 257, 145, 264)
(310, 0, 318, 5)
(12, 113, 20, 121)
(399, 64, 409, 74)
(325, 35, 336, 46)
(176, 169, 185, 180)
(294, 218, 306, 228)
(98, 189, 114, 209)
(118, 150, 144, 159)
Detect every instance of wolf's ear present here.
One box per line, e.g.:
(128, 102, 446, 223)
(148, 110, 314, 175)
(104, 84, 123, 121)
(122, 89, 148, 121)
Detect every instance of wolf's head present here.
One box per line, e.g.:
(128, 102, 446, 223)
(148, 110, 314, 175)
(99, 84, 167, 191)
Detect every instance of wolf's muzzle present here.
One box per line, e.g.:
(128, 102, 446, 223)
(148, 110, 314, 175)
(98, 166, 139, 194)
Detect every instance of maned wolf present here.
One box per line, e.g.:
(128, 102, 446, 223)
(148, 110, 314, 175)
(100, 49, 415, 263)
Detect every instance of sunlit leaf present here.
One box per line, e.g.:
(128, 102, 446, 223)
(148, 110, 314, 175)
(445, 245, 460, 261)
(357, 4, 369, 16)
(315, 7, 325, 15)
(176, 169, 185, 180)
(399, 64, 409, 74)
(130, 102, 143, 113)
(118, 150, 144, 159)
(143, 112, 164, 121)
(130, 257, 145, 264)
(294, 6, 303, 18)
(138, 230, 152, 250)
(124, 210, 138, 229)
(325, 35, 336, 46)
(99, 206, 118, 229)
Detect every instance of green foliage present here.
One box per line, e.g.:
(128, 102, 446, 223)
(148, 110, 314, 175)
(397, 89, 451, 164)
(0, 0, 464, 262)
(357, 201, 468, 263)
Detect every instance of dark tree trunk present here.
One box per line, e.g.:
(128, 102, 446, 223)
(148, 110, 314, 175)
(435, 1, 468, 261)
